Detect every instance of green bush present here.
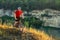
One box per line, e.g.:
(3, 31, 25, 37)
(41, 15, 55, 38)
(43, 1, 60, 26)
(0, 16, 44, 28)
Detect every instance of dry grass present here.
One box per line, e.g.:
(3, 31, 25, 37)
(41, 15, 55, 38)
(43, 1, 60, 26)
(0, 24, 55, 40)
(25, 27, 55, 40)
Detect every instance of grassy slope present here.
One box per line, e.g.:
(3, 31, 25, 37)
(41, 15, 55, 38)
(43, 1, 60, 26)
(0, 24, 56, 40)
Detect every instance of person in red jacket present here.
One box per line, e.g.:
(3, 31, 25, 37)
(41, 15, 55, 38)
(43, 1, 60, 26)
(14, 7, 24, 28)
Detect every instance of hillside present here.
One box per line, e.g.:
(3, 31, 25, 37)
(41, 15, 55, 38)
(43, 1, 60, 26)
(0, 24, 56, 40)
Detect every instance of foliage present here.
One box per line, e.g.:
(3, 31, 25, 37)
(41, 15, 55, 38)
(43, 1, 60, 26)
(0, 16, 44, 28)
(23, 16, 44, 28)
(0, 0, 60, 10)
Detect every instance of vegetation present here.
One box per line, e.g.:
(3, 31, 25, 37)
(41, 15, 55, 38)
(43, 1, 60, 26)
(0, 0, 60, 10)
(0, 24, 55, 40)
(0, 16, 44, 29)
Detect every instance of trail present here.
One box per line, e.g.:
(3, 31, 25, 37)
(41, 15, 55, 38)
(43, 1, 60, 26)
(0, 24, 55, 40)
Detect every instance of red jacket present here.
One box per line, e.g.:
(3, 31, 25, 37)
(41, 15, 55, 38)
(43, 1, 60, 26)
(15, 9, 23, 17)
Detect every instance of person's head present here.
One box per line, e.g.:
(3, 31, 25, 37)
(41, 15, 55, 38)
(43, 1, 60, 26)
(17, 7, 21, 10)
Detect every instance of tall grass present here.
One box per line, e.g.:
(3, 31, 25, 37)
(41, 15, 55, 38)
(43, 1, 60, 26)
(0, 24, 55, 40)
